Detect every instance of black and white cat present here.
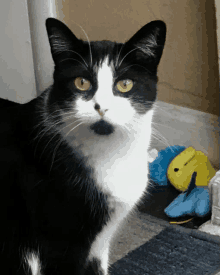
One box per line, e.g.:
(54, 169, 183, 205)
(0, 18, 166, 274)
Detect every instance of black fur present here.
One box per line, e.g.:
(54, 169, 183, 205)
(90, 120, 114, 135)
(0, 18, 166, 274)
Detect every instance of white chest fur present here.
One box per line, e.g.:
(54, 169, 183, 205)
(61, 108, 154, 274)
(93, 134, 149, 207)
(72, 113, 152, 206)
(86, 124, 151, 274)
(58, 58, 154, 273)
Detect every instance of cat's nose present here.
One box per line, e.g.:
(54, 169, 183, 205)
(94, 103, 108, 117)
(94, 103, 101, 111)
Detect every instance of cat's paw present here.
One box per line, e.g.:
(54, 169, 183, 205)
(85, 258, 107, 275)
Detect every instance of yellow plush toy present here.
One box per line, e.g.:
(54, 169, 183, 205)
(167, 147, 216, 192)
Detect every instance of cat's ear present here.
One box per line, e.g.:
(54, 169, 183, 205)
(46, 18, 80, 63)
(120, 21, 166, 70)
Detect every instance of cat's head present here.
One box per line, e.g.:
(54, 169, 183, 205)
(45, 18, 166, 137)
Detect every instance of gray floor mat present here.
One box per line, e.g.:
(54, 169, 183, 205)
(110, 218, 220, 275)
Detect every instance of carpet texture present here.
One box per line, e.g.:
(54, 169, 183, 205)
(110, 225, 220, 275)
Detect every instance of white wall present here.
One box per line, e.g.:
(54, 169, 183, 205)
(0, 0, 36, 103)
(27, 0, 57, 95)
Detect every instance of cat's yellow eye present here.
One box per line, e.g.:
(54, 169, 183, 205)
(74, 77, 91, 91)
(116, 79, 133, 93)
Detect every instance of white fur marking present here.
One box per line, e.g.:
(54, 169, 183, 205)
(89, 200, 132, 274)
(93, 58, 114, 111)
(60, 55, 155, 274)
(26, 252, 42, 275)
(136, 34, 157, 57)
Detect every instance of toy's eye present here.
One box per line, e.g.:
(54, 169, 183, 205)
(116, 79, 133, 93)
(174, 168, 179, 172)
(74, 77, 91, 91)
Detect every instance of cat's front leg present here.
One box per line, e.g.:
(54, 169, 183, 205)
(85, 255, 109, 275)
(86, 240, 110, 275)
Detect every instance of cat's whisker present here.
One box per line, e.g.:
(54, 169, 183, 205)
(61, 116, 77, 122)
(31, 108, 62, 131)
(147, 179, 156, 190)
(59, 118, 83, 133)
(117, 64, 151, 77)
(152, 129, 172, 148)
(49, 119, 84, 171)
(36, 114, 80, 143)
(151, 133, 166, 144)
(39, 119, 83, 161)
(153, 104, 172, 116)
(70, 21, 93, 67)
(32, 109, 78, 132)
(32, 109, 70, 129)
(151, 122, 176, 131)
(152, 127, 164, 137)
(33, 179, 44, 189)
(121, 123, 131, 133)
(152, 127, 168, 142)
(31, 121, 56, 138)
(151, 128, 174, 151)
(38, 130, 60, 161)
(115, 44, 125, 68)
(49, 137, 63, 173)
(61, 112, 80, 121)
(32, 112, 80, 154)
(59, 58, 88, 71)
(118, 47, 140, 68)
(65, 121, 84, 138)
(79, 29, 93, 68)
(33, 123, 62, 156)
(54, 49, 88, 68)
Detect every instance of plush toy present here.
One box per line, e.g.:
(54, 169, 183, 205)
(149, 145, 216, 219)
(167, 146, 216, 192)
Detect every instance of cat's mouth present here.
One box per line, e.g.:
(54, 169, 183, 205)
(90, 119, 114, 136)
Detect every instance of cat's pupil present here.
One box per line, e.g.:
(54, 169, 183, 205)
(123, 80, 130, 87)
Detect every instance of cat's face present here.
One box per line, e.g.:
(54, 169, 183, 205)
(45, 18, 166, 137)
